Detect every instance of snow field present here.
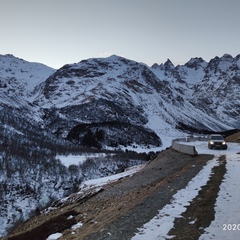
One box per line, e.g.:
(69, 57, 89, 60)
(57, 153, 110, 167)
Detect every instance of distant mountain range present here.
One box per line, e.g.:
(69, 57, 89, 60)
(0, 53, 239, 237)
(1, 53, 239, 148)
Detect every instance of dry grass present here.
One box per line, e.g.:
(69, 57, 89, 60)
(225, 131, 240, 143)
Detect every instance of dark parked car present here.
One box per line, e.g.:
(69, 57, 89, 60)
(208, 134, 228, 150)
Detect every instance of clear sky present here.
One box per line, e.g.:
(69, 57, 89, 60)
(1, 0, 240, 69)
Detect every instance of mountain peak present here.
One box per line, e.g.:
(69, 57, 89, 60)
(152, 59, 175, 71)
(221, 53, 233, 60)
(103, 55, 141, 66)
(0, 54, 24, 64)
(105, 54, 124, 61)
(185, 57, 207, 69)
(164, 58, 174, 68)
(0, 53, 17, 59)
(207, 54, 234, 72)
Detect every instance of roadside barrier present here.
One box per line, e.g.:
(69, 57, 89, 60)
(171, 137, 204, 155)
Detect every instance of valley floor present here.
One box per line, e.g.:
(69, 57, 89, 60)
(2, 142, 240, 240)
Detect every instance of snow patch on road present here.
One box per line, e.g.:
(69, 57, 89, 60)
(132, 141, 240, 240)
(132, 156, 219, 240)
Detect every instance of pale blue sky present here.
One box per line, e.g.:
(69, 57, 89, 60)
(1, 0, 239, 68)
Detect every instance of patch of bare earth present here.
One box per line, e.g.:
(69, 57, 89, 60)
(225, 131, 240, 143)
(168, 155, 226, 239)
(2, 148, 214, 240)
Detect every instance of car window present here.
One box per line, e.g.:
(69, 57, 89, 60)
(211, 136, 223, 140)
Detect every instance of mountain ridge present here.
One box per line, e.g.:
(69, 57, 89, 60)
(1, 53, 239, 149)
(38, 54, 239, 141)
(0, 52, 239, 237)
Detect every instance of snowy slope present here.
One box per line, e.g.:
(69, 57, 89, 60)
(152, 55, 240, 130)
(42, 140, 240, 240)
(30, 54, 240, 150)
(0, 54, 56, 122)
(0, 54, 55, 98)
(132, 141, 240, 240)
(0, 53, 239, 148)
(191, 54, 240, 127)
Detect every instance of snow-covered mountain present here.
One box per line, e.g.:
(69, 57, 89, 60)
(0, 53, 239, 237)
(31, 53, 239, 149)
(0, 54, 56, 123)
(1, 53, 239, 149)
(0, 54, 55, 98)
(151, 54, 240, 131)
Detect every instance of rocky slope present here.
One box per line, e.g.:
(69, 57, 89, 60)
(152, 54, 240, 131)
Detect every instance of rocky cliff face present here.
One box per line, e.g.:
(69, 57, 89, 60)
(190, 54, 240, 127)
(151, 54, 240, 131)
